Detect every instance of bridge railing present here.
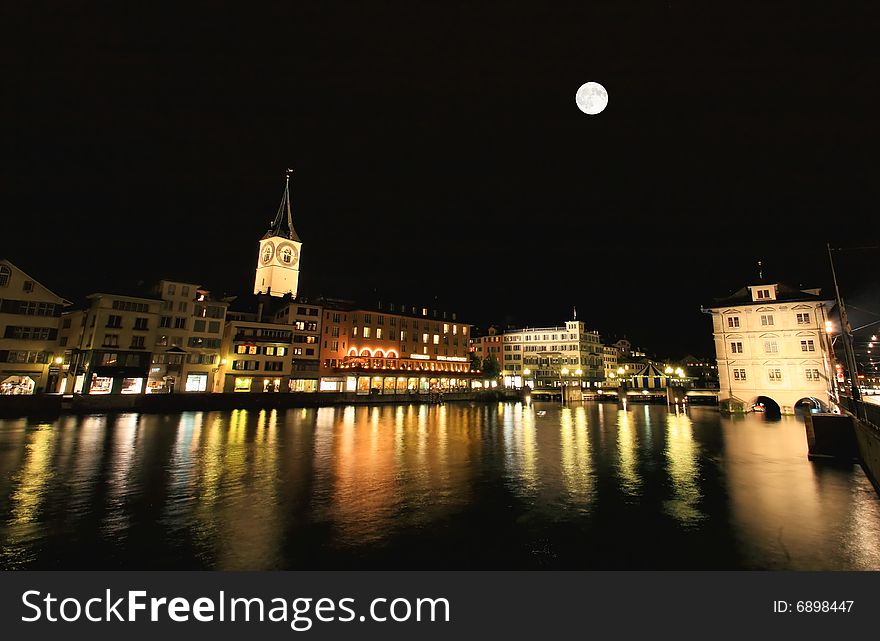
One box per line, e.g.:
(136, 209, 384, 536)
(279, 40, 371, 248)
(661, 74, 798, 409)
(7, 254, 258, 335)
(839, 396, 880, 434)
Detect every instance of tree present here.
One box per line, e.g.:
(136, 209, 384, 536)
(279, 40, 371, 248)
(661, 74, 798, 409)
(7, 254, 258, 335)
(470, 352, 482, 371)
(481, 355, 501, 379)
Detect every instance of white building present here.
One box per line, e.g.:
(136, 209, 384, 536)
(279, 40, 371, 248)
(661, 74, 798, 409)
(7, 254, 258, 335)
(0, 259, 69, 394)
(501, 320, 604, 389)
(147, 280, 229, 393)
(59, 293, 162, 395)
(707, 281, 835, 414)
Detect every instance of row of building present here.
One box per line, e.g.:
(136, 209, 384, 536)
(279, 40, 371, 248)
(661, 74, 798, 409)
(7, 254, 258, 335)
(0, 174, 481, 397)
(0, 259, 479, 397)
(1, 252, 665, 398)
(2, 172, 836, 414)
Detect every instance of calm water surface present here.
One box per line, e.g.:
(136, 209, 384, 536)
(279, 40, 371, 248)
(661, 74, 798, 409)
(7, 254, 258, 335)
(1, 402, 878, 570)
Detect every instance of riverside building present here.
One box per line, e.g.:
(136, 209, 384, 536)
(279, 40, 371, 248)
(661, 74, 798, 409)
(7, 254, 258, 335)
(0, 259, 69, 394)
(58, 293, 162, 395)
(706, 280, 835, 414)
(501, 319, 605, 390)
(317, 301, 476, 393)
(146, 280, 229, 393)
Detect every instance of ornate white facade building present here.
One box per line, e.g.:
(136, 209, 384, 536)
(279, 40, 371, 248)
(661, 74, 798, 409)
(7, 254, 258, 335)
(707, 281, 835, 414)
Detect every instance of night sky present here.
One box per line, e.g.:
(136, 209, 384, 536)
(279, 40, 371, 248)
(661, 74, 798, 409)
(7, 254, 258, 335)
(3, 3, 878, 357)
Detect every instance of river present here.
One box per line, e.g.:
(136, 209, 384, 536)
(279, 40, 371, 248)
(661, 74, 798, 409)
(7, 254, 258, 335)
(1, 401, 878, 570)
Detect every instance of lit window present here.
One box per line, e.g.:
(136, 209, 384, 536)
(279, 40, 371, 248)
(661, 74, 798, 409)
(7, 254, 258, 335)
(363, 327, 371, 338)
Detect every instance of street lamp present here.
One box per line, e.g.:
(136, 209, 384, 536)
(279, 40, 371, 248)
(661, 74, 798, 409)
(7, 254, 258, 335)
(523, 368, 532, 390)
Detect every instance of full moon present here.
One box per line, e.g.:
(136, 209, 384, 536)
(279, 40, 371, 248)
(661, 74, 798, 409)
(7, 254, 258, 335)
(575, 82, 608, 115)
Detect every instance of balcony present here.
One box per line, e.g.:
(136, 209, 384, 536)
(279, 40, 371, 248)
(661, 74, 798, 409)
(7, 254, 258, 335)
(233, 332, 292, 344)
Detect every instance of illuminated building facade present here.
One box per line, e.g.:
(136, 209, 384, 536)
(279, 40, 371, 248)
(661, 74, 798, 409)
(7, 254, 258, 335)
(602, 345, 619, 380)
(146, 280, 229, 393)
(468, 326, 503, 362)
(59, 293, 162, 395)
(217, 313, 296, 393)
(273, 300, 322, 391)
(502, 320, 604, 389)
(0, 259, 69, 394)
(317, 302, 476, 393)
(707, 281, 835, 414)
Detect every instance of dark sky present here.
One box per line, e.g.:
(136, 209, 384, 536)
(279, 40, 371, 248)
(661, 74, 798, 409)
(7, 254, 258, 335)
(3, 2, 878, 357)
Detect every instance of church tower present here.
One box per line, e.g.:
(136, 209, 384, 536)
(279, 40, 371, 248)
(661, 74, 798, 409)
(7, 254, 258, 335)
(254, 169, 302, 297)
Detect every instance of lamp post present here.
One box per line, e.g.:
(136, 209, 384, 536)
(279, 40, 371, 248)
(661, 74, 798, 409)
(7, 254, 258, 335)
(617, 366, 627, 404)
(828, 243, 864, 420)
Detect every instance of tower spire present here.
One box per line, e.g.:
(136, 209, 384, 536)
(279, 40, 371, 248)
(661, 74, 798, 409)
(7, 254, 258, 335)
(264, 168, 301, 241)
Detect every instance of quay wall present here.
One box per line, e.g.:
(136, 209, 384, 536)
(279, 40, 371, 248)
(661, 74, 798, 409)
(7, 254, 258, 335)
(853, 419, 880, 495)
(0, 389, 524, 419)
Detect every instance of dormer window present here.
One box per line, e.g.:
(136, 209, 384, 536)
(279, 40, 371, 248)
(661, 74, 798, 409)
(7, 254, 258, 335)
(749, 283, 777, 301)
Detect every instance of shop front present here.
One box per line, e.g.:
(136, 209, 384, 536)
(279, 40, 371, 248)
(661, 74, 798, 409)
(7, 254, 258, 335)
(0, 374, 38, 395)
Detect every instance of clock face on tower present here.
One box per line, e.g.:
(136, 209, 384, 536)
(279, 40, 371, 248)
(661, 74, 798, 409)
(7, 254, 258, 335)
(260, 242, 275, 265)
(277, 242, 299, 266)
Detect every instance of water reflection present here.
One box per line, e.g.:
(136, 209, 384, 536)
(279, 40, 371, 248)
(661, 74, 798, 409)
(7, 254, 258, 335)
(0, 403, 878, 570)
(559, 407, 594, 509)
(663, 411, 704, 526)
(616, 408, 641, 498)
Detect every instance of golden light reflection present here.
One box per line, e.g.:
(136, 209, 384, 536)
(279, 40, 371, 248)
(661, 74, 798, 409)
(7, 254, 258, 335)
(189, 408, 283, 569)
(8, 424, 55, 527)
(616, 409, 641, 497)
(663, 412, 703, 526)
(520, 407, 539, 493)
(559, 407, 594, 507)
(721, 415, 880, 569)
(330, 406, 400, 544)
